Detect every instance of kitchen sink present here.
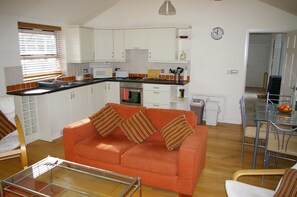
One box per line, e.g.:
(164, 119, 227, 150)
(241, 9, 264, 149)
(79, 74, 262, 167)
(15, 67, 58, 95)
(37, 80, 80, 89)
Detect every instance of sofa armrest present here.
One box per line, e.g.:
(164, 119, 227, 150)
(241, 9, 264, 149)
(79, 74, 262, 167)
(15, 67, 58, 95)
(177, 126, 208, 195)
(63, 118, 97, 160)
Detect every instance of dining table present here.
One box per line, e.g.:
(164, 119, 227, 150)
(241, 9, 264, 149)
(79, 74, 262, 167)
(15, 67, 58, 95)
(252, 100, 297, 169)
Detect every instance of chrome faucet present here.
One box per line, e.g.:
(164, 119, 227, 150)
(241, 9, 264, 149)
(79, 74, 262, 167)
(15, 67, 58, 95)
(53, 74, 65, 83)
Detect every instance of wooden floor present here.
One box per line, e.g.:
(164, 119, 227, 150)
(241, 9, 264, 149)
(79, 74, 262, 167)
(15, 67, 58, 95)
(0, 122, 293, 197)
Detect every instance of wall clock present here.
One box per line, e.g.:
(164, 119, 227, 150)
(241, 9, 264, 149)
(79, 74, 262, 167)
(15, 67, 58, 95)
(211, 27, 224, 40)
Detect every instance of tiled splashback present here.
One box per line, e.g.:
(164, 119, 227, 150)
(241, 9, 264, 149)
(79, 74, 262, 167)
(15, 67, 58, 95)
(69, 49, 190, 77)
(5, 49, 190, 92)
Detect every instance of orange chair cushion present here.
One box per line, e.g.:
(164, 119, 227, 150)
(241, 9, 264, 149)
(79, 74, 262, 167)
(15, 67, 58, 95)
(73, 135, 135, 164)
(274, 168, 297, 197)
(89, 105, 123, 137)
(121, 142, 179, 176)
(119, 111, 157, 143)
(160, 115, 194, 150)
(0, 110, 16, 140)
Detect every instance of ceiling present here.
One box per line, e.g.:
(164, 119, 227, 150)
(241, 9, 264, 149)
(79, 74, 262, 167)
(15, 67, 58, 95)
(0, 0, 120, 26)
(0, 0, 296, 26)
(258, 0, 297, 16)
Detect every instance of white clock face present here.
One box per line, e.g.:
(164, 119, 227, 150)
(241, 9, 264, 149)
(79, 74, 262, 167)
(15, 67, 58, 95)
(211, 27, 224, 40)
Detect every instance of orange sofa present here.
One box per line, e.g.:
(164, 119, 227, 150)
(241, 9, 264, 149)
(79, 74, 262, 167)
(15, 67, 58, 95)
(63, 103, 208, 196)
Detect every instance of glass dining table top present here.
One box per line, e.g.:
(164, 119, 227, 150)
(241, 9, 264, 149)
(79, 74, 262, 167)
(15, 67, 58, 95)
(254, 101, 297, 126)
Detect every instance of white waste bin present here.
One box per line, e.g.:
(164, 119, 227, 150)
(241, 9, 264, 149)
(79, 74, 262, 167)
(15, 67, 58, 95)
(206, 101, 219, 126)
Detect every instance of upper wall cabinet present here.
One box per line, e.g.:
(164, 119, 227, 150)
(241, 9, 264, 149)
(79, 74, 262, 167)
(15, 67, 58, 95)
(66, 27, 94, 63)
(125, 29, 149, 49)
(113, 30, 125, 62)
(177, 28, 191, 63)
(94, 30, 113, 62)
(148, 28, 176, 62)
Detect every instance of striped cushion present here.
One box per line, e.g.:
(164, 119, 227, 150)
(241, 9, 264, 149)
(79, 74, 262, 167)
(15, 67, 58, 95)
(89, 106, 124, 137)
(0, 110, 16, 140)
(274, 168, 297, 197)
(160, 115, 194, 151)
(120, 111, 156, 143)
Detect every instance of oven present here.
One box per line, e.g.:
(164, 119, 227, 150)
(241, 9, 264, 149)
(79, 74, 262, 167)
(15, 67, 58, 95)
(120, 82, 143, 106)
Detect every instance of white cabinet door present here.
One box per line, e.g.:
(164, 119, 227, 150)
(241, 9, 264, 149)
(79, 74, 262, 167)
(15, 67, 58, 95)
(37, 90, 72, 142)
(125, 29, 148, 49)
(148, 28, 176, 62)
(105, 82, 120, 104)
(70, 86, 90, 122)
(94, 30, 113, 62)
(89, 83, 106, 114)
(66, 27, 94, 63)
(113, 30, 125, 62)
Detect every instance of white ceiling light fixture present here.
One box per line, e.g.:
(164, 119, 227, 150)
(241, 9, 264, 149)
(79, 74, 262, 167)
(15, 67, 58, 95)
(159, 0, 176, 16)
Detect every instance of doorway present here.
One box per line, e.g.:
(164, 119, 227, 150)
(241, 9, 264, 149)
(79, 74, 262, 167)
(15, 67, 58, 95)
(245, 33, 286, 98)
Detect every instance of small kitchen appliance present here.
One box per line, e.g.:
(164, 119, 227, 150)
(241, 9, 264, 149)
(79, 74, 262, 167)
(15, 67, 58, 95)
(91, 67, 113, 79)
(115, 70, 129, 78)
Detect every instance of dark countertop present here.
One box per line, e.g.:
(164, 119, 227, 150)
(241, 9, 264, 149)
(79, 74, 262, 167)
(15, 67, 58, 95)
(7, 78, 189, 96)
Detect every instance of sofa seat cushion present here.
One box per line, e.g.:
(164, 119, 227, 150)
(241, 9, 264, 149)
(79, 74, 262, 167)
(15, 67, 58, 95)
(121, 143, 178, 176)
(73, 135, 135, 165)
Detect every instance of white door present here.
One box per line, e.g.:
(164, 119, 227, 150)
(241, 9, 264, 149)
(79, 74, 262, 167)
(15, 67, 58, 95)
(281, 30, 297, 107)
(246, 42, 269, 88)
(94, 30, 113, 61)
(106, 82, 120, 104)
(70, 86, 90, 122)
(88, 83, 106, 114)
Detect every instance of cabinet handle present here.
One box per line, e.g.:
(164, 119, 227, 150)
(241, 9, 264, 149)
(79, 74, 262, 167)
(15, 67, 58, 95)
(153, 104, 159, 107)
(153, 87, 159, 89)
(122, 52, 125, 58)
(153, 91, 159, 94)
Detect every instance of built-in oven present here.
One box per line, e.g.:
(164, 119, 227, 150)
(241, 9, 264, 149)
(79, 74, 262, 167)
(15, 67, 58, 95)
(120, 82, 143, 106)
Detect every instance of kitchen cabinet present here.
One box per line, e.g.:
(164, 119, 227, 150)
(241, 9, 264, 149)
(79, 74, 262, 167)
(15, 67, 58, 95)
(148, 28, 176, 62)
(94, 30, 113, 62)
(66, 27, 94, 63)
(37, 86, 89, 142)
(125, 29, 148, 49)
(143, 83, 189, 110)
(176, 28, 191, 63)
(113, 30, 125, 62)
(105, 82, 120, 104)
(143, 84, 171, 109)
(88, 83, 106, 114)
(70, 86, 90, 122)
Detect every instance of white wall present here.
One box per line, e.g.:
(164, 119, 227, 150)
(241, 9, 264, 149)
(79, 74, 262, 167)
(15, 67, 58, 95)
(85, 0, 297, 124)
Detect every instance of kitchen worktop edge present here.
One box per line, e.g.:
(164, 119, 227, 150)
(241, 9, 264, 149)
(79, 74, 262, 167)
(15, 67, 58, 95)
(7, 78, 190, 96)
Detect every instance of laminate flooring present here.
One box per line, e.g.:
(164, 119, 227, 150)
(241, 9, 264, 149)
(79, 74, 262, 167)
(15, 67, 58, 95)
(0, 122, 293, 197)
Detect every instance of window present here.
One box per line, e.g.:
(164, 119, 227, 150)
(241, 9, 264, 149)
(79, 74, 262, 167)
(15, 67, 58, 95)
(18, 22, 62, 81)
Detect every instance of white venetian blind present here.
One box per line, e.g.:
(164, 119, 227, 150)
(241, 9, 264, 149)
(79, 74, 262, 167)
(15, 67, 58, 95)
(18, 22, 62, 81)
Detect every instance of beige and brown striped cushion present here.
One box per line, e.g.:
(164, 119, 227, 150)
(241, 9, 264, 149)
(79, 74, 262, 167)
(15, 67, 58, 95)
(0, 110, 16, 140)
(89, 105, 124, 137)
(119, 110, 156, 143)
(160, 115, 194, 151)
(274, 168, 297, 197)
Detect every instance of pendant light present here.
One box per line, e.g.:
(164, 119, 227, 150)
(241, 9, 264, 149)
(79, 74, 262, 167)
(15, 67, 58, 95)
(159, 0, 176, 16)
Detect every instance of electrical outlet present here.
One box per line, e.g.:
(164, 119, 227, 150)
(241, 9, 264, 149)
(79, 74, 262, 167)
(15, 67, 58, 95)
(160, 69, 165, 73)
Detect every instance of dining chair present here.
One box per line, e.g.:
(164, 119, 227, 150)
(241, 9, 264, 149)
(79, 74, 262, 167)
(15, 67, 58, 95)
(0, 96, 28, 169)
(240, 96, 267, 163)
(225, 162, 297, 197)
(266, 92, 293, 106)
(263, 114, 297, 169)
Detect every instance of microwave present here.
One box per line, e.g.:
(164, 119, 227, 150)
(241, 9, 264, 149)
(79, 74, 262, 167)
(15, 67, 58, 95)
(92, 67, 113, 78)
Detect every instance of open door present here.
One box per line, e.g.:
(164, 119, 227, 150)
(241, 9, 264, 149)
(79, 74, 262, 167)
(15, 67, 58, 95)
(281, 30, 297, 108)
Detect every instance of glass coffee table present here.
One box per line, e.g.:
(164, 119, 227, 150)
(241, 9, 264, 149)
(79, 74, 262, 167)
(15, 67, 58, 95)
(1, 156, 141, 197)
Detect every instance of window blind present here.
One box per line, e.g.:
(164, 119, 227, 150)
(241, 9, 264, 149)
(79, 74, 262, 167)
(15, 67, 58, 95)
(18, 24, 62, 81)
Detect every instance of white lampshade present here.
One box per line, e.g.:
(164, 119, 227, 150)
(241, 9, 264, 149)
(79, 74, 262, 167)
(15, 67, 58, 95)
(159, 0, 176, 15)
